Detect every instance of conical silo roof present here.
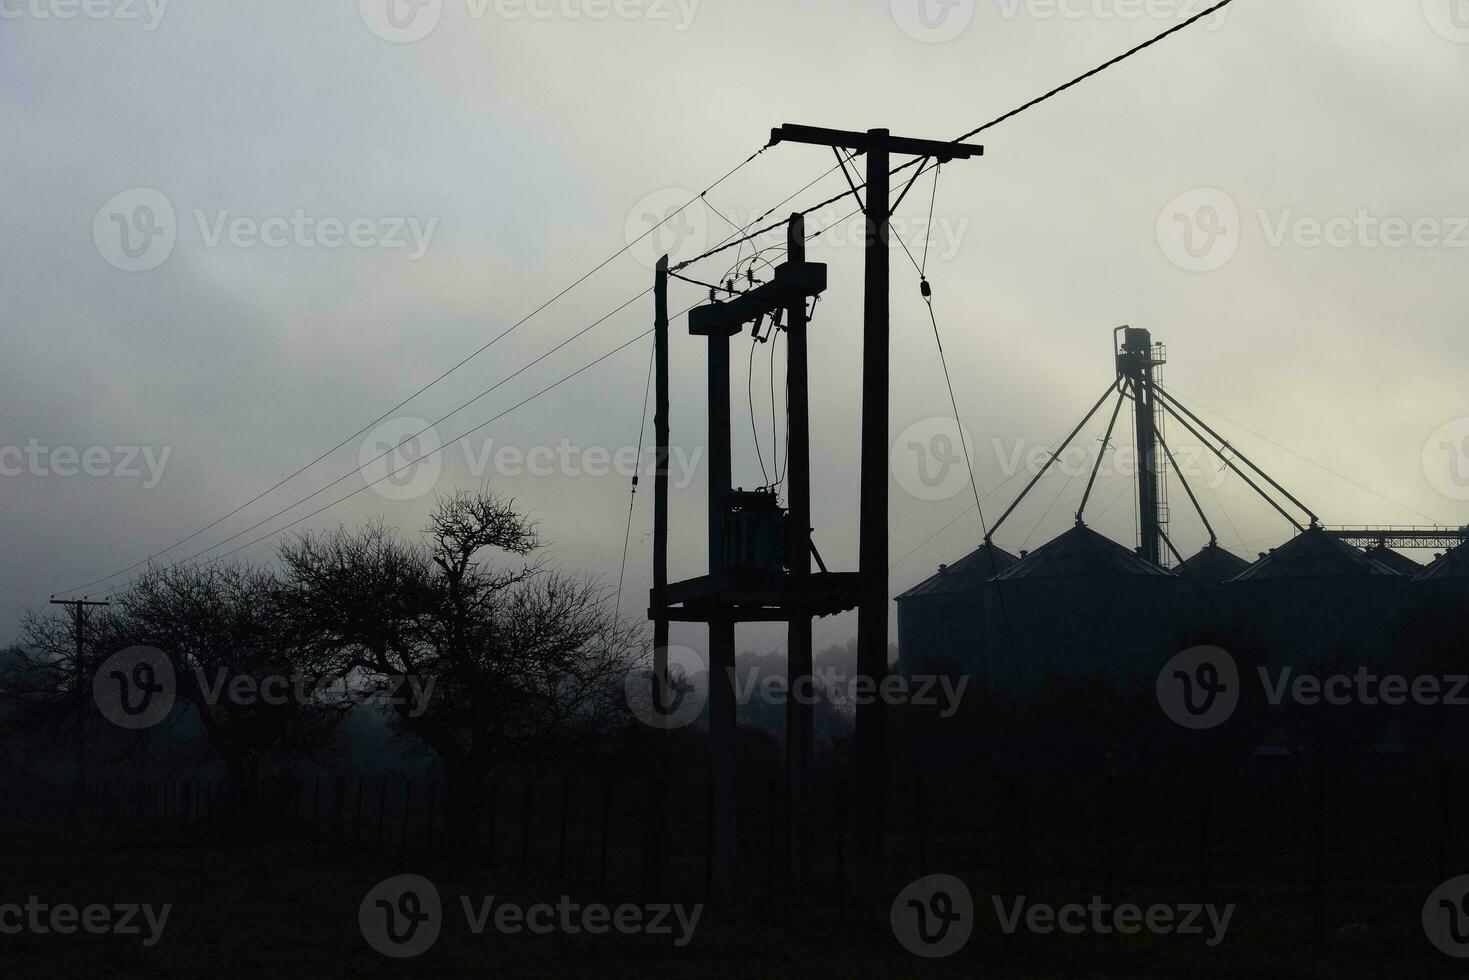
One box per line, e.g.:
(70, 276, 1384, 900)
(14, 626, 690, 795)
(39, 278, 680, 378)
(1230, 525, 1402, 581)
(896, 542, 1020, 598)
(1415, 543, 1469, 582)
(1179, 543, 1251, 584)
(1362, 544, 1422, 576)
(993, 524, 1174, 581)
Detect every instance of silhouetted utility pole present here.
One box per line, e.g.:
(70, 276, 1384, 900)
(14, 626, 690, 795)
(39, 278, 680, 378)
(784, 214, 814, 891)
(50, 596, 110, 803)
(641, 254, 673, 897)
(767, 125, 982, 905)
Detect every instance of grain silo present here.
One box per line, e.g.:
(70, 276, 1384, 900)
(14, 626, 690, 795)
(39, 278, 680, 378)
(896, 542, 1019, 680)
(1363, 543, 1422, 576)
(981, 523, 1187, 694)
(1223, 525, 1409, 668)
(1178, 542, 1251, 586)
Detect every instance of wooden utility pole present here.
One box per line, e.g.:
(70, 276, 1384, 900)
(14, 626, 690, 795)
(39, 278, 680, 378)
(703, 270, 739, 892)
(767, 124, 982, 904)
(640, 255, 673, 897)
(50, 596, 110, 805)
(784, 213, 814, 891)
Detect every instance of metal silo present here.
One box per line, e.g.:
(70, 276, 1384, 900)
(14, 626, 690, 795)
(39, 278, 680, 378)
(896, 542, 1019, 681)
(981, 523, 1186, 695)
(1223, 525, 1409, 668)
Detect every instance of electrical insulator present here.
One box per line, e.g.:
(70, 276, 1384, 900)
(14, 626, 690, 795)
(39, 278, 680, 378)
(920, 278, 932, 300)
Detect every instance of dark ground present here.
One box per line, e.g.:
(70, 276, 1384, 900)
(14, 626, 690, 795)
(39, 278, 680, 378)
(0, 813, 1459, 980)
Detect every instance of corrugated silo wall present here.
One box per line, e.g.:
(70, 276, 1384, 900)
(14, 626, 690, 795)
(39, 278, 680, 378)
(897, 591, 991, 685)
(1218, 577, 1412, 669)
(981, 576, 1193, 697)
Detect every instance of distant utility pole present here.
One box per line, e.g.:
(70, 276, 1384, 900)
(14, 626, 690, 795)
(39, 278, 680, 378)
(49, 596, 110, 803)
(767, 125, 982, 904)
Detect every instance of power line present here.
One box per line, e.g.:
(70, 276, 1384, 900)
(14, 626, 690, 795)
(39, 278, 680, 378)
(58, 145, 771, 598)
(130, 287, 656, 582)
(98, 317, 679, 597)
(615, 338, 657, 619)
(674, 0, 1240, 272)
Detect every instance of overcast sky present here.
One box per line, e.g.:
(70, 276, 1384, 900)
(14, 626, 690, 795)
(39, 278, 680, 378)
(4, 0, 1468, 652)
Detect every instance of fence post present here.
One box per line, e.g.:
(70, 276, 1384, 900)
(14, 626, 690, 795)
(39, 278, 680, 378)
(356, 776, 365, 848)
(836, 780, 848, 901)
(377, 777, 388, 849)
(520, 777, 534, 873)
(767, 778, 778, 900)
(1103, 762, 1114, 912)
(557, 778, 571, 874)
(917, 779, 928, 880)
(398, 780, 412, 869)
(1198, 767, 1212, 902)
(1311, 759, 1326, 963)
(1438, 759, 1452, 885)
(599, 779, 613, 888)
(485, 775, 499, 869)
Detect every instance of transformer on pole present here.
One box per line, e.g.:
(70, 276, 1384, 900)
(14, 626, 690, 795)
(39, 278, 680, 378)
(651, 123, 982, 901)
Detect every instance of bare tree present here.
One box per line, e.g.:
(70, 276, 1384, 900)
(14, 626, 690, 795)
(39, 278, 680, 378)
(115, 562, 352, 790)
(1, 562, 352, 797)
(276, 490, 642, 852)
